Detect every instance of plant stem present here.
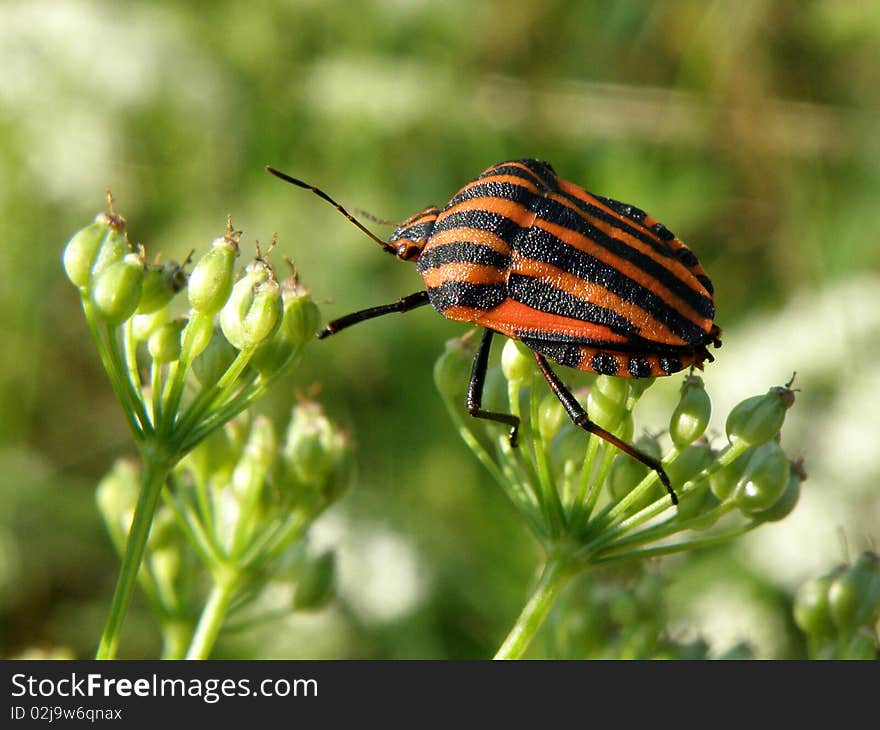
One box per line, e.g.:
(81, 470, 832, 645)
(95, 447, 174, 659)
(185, 569, 240, 660)
(494, 557, 572, 660)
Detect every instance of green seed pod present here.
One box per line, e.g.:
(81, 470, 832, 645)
(587, 376, 630, 431)
(293, 551, 336, 611)
(667, 443, 715, 490)
(538, 392, 566, 443)
(283, 402, 338, 487)
(734, 441, 790, 514)
(137, 261, 187, 314)
(838, 629, 878, 660)
(751, 464, 803, 523)
(726, 386, 795, 447)
(433, 337, 474, 402)
(91, 252, 145, 326)
(244, 415, 277, 474)
(187, 234, 239, 315)
(608, 436, 664, 510)
(90, 224, 130, 284)
(828, 552, 880, 635)
(669, 375, 711, 448)
(250, 282, 320, 374)
(675, 478, 721, 527)
(192, 328, 237, 387)
(180, 313, 214, 361)
(794, 569, 844, 640)
(62, 213, 121, 289)
(220, 273, 283, 350)
(709, 446, 753, 502)
(131, 306, 169, 342)
(147, 318, 186, 363)
(501, 339, 532, 386)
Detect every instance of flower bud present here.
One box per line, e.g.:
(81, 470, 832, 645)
(726, 385, 795, 446)
(587, 376, 630, 432)
(675, 478, 720, 527)
(187, 234, 239, 315)
(192, 328, 237, 387)
(501, 339, 532, 386)
(828, 552, 880, 634)
(91, 252, 145, 326)
(794, 569, 843, 640)
(62, 212, 123, 290)
(669, 375, 711, 448)
(220, 272, 282, 350)
(148, 318, 186, 363)
(734, 441, 790, 514)
(293, 551, 336, 611)
(433, 337, 474, 402)
(250, 282, 320, 374)
(180, 313, 214, 360)
(137, 261, 187, 314)
(131, 306, 169, 342)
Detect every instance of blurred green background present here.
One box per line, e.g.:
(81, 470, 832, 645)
(1, 0, 878, 659)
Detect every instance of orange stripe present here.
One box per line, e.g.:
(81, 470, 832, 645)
(420, 263, 505, 289)
(424, 226, 512, 255)
(534, 217, 711, 331)
(511, 256, 689, 346)
(436, 196, 536, 226)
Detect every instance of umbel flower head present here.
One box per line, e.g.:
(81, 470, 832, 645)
(436, 338, 803, 578)
(62, 196, 324, 660)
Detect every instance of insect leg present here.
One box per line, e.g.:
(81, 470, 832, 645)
(318, 291, 430, 339)
(466, 329, 520, 446)
(533, 352, 678, 505)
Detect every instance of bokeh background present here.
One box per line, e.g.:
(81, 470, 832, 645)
(1, 0, 878, 659)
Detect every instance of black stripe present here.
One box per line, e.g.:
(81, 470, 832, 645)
(520, 338, 582, 368)
(432, 210, 523, 246)
(427, 281, 507, 312)
(591, 352, 620, 375)
(445, 181, 538, 210)
(516, 226, 709, 344)
(507, 273, 637, 334)
(536, 197, 715, 321)
(480, 162, 558, 192)
(593, 194, 648, 224)
(416, 242, 511, 272)
(558, 189, 680, 259)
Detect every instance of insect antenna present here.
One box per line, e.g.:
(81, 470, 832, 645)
(266, 166, 396, 255)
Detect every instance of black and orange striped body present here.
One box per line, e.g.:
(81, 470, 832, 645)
(391, 159, 720, 377)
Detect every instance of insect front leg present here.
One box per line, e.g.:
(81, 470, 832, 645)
(466, 329, 521, 446)
(532, 352, 678, 505)
(318, 291, 430, 339)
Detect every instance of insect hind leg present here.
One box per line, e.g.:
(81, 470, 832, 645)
(532, 352, 678, 505)
(466, 329, 520, 446)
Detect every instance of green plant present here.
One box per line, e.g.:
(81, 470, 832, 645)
(63, 199, 327, 658)
(434, 335, 804, 659)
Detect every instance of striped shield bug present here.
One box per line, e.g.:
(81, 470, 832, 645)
(267, 159, 721, 504)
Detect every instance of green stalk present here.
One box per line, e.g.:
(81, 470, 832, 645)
(185, 568, 240, 660)
(494, 557, 572, 660)
(95, 446, 174, 659)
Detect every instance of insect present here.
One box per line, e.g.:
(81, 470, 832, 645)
(267, 159, 721, 503)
